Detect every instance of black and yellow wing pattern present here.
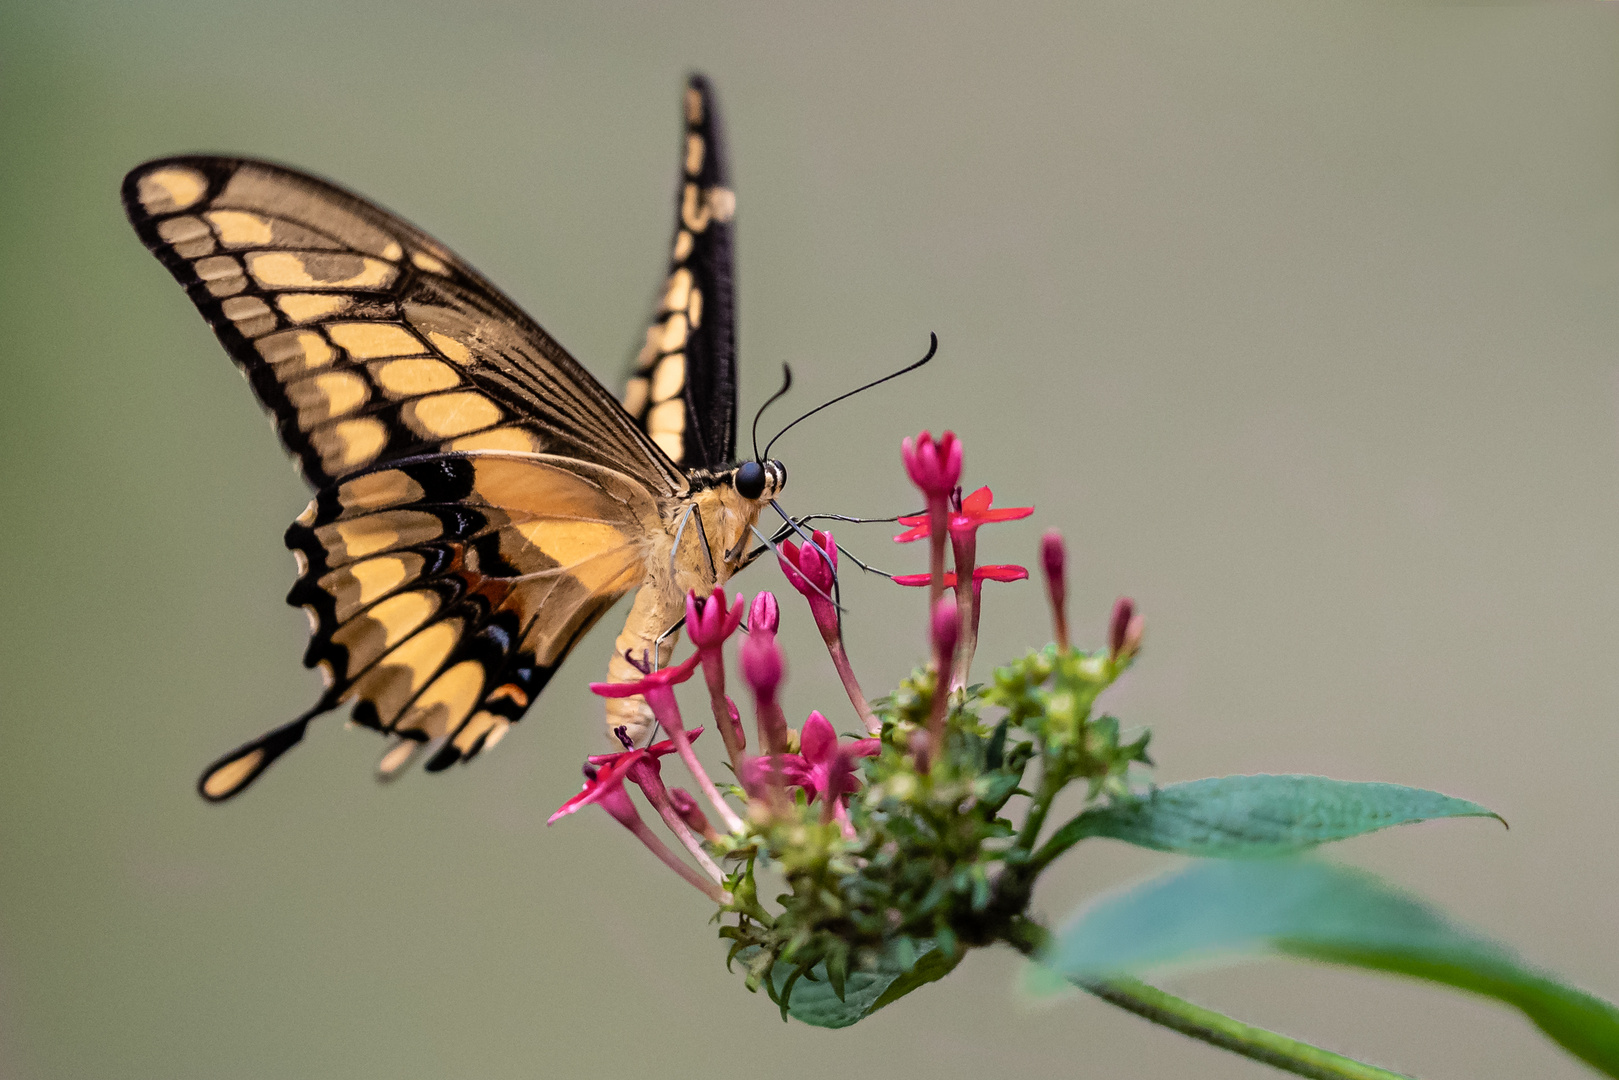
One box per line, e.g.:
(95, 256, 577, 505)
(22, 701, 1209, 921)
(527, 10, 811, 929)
(622, 75, 738, 470)
(124, 80, 734, 801)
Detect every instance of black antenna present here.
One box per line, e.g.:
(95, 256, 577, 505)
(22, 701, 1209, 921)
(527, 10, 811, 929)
(762, 333, 937, 461)
(750, 364, 794, 462)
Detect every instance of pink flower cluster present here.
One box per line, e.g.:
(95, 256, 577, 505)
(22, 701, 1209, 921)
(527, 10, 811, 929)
(894, 431, 1034, 764)
(547, 568, 888, 901)
(547, 428, 1105, 900)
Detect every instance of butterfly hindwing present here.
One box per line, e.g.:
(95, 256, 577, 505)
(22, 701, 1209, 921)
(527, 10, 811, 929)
(197, 451, 654, 800)
(623, 74, 738, 470)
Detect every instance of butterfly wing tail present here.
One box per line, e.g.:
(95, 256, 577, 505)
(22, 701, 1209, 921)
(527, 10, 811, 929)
(197, 708, 320, 802)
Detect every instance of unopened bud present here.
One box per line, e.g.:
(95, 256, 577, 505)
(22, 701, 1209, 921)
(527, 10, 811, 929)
(1041, 530, 1069, 651)
(723, 696, 746, 752)
(1110, 597, 1143, 660)
(667, 787, 718, 841)
(749, 590, 780, 634)
(740, 629, 784, 700)
(901, 430, 963, 498)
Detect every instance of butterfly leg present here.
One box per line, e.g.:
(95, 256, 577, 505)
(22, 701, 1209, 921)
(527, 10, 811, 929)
(670, 501, 720, 590)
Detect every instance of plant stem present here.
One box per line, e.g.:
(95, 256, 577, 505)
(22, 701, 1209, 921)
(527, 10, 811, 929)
(1079, 976, 1414, 1080)
(1014, 759, 1061, 852)
(1001, 920, 1413, 1080)
(823, 631, 882, 735)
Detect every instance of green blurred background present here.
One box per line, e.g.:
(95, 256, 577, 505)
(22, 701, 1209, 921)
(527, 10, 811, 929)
(3, 3, 1617, 1077)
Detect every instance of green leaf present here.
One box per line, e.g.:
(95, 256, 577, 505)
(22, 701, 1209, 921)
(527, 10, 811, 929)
(1048, 774, 1502, 858)
(1048, 858, 1619, 1076)
(752, 939, 962, 1028)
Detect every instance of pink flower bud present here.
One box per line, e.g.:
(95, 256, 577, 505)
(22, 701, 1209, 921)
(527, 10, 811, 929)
(1041, 530, 1070, 652)
(778, 530, 841, 641)
(1110, 598, 1144, 660)
(1041, 530, 1066, 590)
(685, 587, 745, 650)
(723, 696, 746, 752)
(749, 591, 780, 634)
(900, 430, 963, 498)
(1109, 597, 1135, 656)
(740, 628, 784, 700)
(778, 530, 838, 600)
(667, 787, 712, 836)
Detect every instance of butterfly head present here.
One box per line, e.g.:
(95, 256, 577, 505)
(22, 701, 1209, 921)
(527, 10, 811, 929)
(731, 458, 787, 504)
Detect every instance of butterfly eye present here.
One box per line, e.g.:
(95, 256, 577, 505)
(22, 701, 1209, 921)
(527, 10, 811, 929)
(735, 460, 766, 500)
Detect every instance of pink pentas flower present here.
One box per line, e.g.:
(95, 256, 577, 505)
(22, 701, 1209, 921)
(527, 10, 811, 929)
(894, 486, 1033, 543)
(592, 731, 699, 806)
(901, 430, 962, 498)
(741, 712, 879, 830)
(549, 728, 730, 905)
(779, 711, 880, 805)
(547, 751, 645, 826)
(585, 729, 697, 768)
(774, 530, 880, 735)
(589, 650, 700, 699)
(686, 587, 745, 651)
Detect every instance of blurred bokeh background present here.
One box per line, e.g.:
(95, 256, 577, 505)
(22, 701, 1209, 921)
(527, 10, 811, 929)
(2, 3, 1617, 1078)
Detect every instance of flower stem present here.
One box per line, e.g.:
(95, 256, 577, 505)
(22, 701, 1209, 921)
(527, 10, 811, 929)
(823, 633, 881, 735)
(648, 790, 729, 882)
(702, 662, 747, 774)
(949, 531, 977, 691)
(1001, 921, 1411, 1080)
(666, 726, 746, 835)
(927, 498, 948, 608)
(622, 815, 731, 905)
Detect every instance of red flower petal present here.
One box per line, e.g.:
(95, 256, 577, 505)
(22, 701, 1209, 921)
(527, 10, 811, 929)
(588, 651, 701, 698)
(892, 571, 960, 587)
(974, 564, 1029, 582)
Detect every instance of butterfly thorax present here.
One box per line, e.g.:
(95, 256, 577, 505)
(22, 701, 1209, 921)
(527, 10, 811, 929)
(603, 458, 785, 743)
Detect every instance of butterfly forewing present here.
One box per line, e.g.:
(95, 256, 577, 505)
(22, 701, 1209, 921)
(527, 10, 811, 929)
(123, 156, 684, 493)
(623, 75, 738, 470)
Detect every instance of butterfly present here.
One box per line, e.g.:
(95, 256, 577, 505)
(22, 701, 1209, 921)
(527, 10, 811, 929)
(123, 75, 792, 801)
